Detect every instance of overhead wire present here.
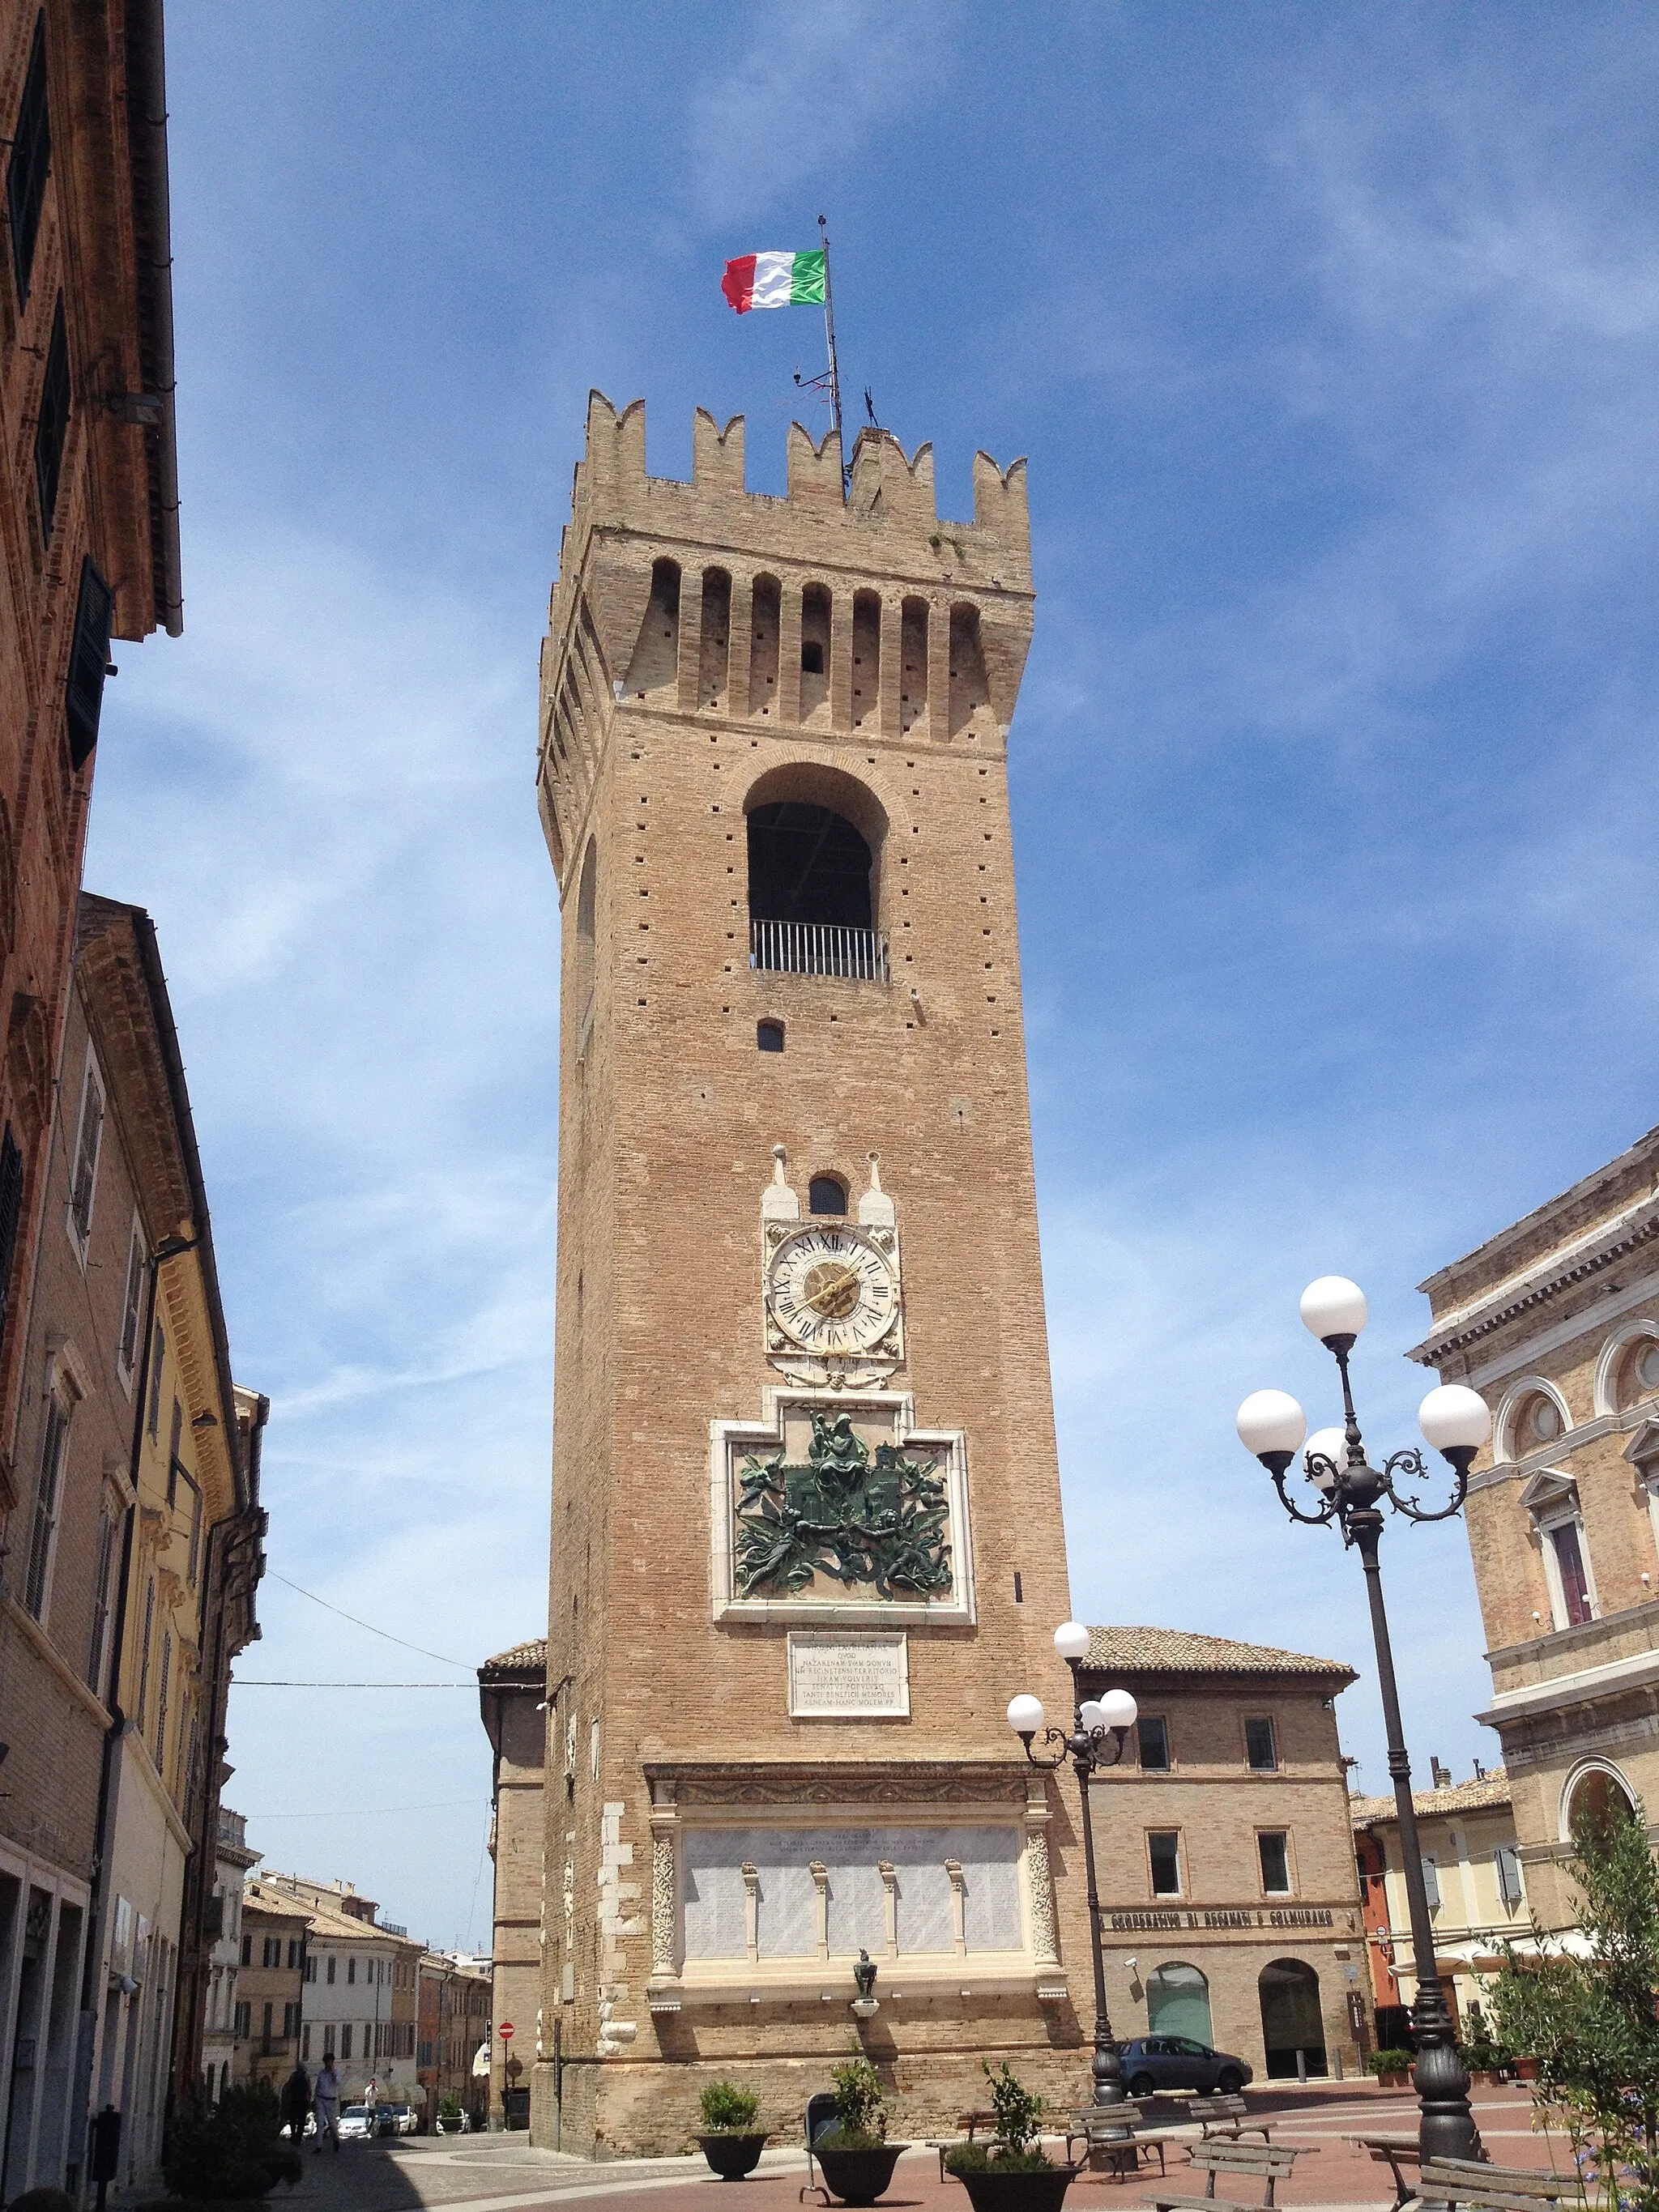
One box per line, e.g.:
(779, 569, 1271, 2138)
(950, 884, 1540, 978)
(263, 1570, 471, 1667)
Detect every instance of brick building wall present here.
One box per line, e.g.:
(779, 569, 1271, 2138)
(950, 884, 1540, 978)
(479, 1640, 544, 2128)
(0, 0, 181, 1532)
(1078, 1632, 1369, 2082)
(533, 399, 1108, 2155)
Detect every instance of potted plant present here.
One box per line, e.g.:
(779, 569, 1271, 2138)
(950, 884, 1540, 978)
(437, 2093, 464, 2134)
(697, 2081, 769, 2180)
(945, 2061, 1073, 2212)
(1367, 2049, 1414, 2091)
(812, 2059, 906, 2207)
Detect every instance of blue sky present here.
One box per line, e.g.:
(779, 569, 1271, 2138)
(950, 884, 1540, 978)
(83, 3, 1659, 1946)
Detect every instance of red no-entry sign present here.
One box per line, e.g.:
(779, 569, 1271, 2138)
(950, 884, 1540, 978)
(498, 2023, 514, 2040)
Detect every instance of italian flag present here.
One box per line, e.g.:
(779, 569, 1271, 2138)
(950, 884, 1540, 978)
(721, 249, 826, 313)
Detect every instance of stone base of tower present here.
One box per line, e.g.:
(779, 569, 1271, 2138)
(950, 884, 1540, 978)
(529, 2006, 1092, 2159)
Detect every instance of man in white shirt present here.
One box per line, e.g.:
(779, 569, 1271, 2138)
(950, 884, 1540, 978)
(313, 2053, 342, 2154)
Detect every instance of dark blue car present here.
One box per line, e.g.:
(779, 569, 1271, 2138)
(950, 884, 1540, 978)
(1121, 2035, 1252, 2095)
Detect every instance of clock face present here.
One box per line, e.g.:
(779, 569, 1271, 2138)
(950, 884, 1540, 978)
(766, 1226, 898, 1355)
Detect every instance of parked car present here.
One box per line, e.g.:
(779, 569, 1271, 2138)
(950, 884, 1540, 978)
(338, 2105, 375, 2142)
(1120, 2035, 1252, 2095)
(374, 2104, 418, 2137)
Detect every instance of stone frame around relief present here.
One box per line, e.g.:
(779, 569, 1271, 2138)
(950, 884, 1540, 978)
(709, 1387, 975, 1626)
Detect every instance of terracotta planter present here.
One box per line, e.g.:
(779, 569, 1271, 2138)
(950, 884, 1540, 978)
(949, 2167, 1076, 2212)
(813, 2143, 908, 2206)
(1375, 2072, 1409, 2090)
(698, 2132, 768, 2180)
(1469, 2070, 1501, 2088)
(1512, 2058, 1540, 2083)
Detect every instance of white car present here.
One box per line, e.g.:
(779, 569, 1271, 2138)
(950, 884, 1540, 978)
(375, 2104, 418, 2137)
(338, 2106, 374, 2142)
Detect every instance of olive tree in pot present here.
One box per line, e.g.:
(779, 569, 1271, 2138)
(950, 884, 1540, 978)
(697, 2081, 769, 2180)
(812, 2059, 907, 2207)
(945, 2062, 1073, 2212)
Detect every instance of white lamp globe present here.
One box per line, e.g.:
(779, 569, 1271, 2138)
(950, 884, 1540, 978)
(1079, 1700, 1107, 1734)
(1299, 1276, 1368, 1342)
(1419, 1384, 1491, 1454)
(1303, 1427, 1348, 1494)
(1053, 1622, 1091, 1662)
(1007, 1694, 1045, 1736)
(1235, 1390, 1307, 1458)
(1098, 1687, 1138, 1731)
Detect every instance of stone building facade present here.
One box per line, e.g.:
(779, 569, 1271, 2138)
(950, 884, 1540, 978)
(1410, 1125, 1659, 1933)
(531, 396, 1096, 2154)
(478, 1638, 544, 2128)
(237, 1881, 309, 2095)
(201, 1806, 258, 2101)
(1077, 1630, 1368, 2083)
(0, 895, 260, 2197)
(0, 0, 182, 1542)
(265, 1877, 419, 2106)
(1351, 1769, 1520, 2044)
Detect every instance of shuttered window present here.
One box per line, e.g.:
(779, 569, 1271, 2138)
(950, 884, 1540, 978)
(135, 1576, 156, 1727)
(0, 1124, 24, 1359)
(23, 1391, 68, 1617)
(33, 296, 68, 542)
(147, 1323, 166, 1438)
(155, 1630, 173, 1769)
(87, 1510, 117, 1694)
(1495, 1844, 1523, 1911)
(1421, 1855, 1441, 1910)
(118, 1220, 146, 1375)
(6, 17, 49, 305)
(66, 556, 113, 769)
(67, 1053, 104, 1247)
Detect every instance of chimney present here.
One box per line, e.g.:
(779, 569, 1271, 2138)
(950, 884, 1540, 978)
(1431, 1758, 1452, 1789)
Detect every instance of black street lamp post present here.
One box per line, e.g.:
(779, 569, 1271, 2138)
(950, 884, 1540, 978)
(1008, 1624, 1139, 2133)
(1236, 1274, 1493, 2167)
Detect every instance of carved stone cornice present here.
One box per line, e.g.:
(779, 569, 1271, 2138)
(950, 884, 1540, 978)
(642, 1758, 1031, 1808)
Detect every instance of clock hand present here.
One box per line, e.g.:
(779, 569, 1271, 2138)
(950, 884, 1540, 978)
(800, 1267, 863, 1314)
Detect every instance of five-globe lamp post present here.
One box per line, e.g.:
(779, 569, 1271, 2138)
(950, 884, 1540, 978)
(1236, 1276, 1492, 2166)
(1008, 1623, 1139, 2131)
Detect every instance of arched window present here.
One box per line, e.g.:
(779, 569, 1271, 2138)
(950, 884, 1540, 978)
(1563, 1763, 1636, 1844)
(574, 840, 597, 1054)
(808, 1174, 847, 1217)
(1258, 1958, 1326, 2078)
(757, 1021, 784, 1054)
(800, 583, 832, 719)
(622, 558, 680, 697)
(699, 568, 731, 710)
(1145, 1962, 1213, 2044)
(851, 590, 880, 729)
(749, 575, 781, 717)
(748, 804, 872, 930)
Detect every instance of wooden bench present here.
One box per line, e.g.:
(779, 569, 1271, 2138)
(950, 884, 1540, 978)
(1065, 2100, 1192, 2180)
(1141, 2139, 1307, 2212)
(1194, 2095, 1270, 2144)
(1412, 2157, 1586, 2212)
(1345, 2132, 1419, 2208)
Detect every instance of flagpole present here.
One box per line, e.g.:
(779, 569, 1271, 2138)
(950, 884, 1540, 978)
(817, 213, 846, 497)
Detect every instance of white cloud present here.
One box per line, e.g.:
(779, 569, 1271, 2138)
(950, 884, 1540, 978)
(686, 0, 949, 225)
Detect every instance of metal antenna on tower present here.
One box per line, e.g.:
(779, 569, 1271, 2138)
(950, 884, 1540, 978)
(818, 213, 847, 495)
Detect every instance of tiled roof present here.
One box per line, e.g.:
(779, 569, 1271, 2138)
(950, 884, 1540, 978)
(480, 1637, 547, 1678)
(243, 1881, 317, 1925)
(1085, 1626, 1356, 1681)
(1351, 1770, 1512, 1824)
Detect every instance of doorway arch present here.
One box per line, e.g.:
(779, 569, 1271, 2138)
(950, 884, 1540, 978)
(1258, 1958, 1327, 2078)
(1145, 1962, 1213, 2044)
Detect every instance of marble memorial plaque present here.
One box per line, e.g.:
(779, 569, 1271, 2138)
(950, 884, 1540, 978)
(787, 1630, 909, 1718)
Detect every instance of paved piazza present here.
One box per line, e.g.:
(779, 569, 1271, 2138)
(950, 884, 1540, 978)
(285, 2087, 1573, 2212)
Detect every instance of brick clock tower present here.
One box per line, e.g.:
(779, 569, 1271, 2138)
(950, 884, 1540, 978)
(534, 394, 1086, 2154)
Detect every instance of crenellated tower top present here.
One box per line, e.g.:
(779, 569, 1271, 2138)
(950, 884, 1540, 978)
(538, 393, 1034, 884)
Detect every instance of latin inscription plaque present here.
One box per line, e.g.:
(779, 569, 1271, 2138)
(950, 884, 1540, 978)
(787, 1630, 909, 1718)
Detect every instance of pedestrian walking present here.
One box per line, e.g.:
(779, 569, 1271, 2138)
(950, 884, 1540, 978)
(279, 2059, 311, 2145)
(313, 2052, 342, 2154)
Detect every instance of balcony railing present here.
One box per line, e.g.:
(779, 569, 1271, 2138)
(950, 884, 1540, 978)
(749, 920, 889, 982)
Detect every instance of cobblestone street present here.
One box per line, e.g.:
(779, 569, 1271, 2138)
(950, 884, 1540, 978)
(262, 2086, 1576, 2212)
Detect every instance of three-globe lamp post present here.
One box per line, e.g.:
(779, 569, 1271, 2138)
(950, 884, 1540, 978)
(1008, 1623, 1139, 2129)
(1235, 1276, 1492, 2165)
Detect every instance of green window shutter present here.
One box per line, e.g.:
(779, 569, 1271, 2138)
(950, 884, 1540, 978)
(6, 17, 49, 305)
(66, 557, 114, 769)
